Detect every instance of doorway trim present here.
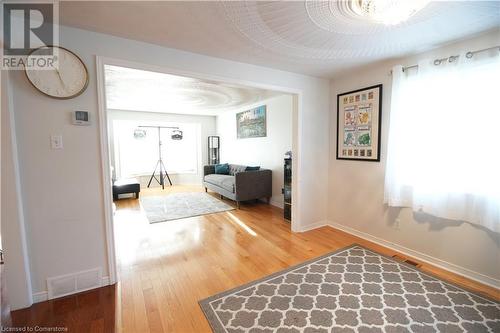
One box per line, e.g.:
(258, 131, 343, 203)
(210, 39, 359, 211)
(96, 56, 303, 284)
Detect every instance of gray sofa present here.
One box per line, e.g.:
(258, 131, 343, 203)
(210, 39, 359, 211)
(203, 164, 272, 209)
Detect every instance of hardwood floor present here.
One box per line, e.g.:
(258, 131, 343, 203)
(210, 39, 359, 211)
(5, 186, 499, 332)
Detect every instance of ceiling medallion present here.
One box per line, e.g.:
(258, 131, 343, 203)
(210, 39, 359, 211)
(220, 1, 498, 61)
(346, 0, 431, 25)
(306, 0, 435, 35)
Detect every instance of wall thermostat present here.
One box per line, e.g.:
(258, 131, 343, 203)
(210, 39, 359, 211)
(73, 111, 90, 125)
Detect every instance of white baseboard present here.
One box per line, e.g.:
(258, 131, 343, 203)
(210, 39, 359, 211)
(256, 197, 283, 208)
(270, 198, 284, 209)
(329, 221, 500, 290)
(32, 291, 48, 303)
(101, 275, 111, 286)
(32, 276, 111, 304)
(294, 220, 330, 232)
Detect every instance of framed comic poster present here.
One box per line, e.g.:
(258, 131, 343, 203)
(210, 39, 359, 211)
(337, 84, 382, 161)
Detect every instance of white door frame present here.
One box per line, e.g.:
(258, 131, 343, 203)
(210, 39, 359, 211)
(95, 56, 303, 284)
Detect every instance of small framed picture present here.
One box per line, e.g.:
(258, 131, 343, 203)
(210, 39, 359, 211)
(336, 84, 382, 162)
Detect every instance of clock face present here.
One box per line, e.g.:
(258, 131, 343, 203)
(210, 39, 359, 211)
(25, 46, 89, 99)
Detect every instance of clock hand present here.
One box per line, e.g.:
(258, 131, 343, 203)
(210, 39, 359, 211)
(54, 66, 66, 88)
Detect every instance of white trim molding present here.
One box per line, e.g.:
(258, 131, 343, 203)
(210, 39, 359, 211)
(270, 199, 284, 209)
(295, 220, 330, 233)
(101, 276, 111, 286)
(2, 71, 34, 310)
(96, 56, 118, 285)
(329, 221, 500, 290)
(32, 291, 48, 303)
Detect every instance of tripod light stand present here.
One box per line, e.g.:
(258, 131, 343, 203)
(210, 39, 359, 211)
(138, 125, 182, 189)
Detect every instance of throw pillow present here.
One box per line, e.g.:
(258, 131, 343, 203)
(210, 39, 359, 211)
(245, 166, 260, 171)
(215, 163, 230, 175)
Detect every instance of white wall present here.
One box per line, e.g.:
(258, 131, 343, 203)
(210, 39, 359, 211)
(7, 24, 329, 301)
(108, 109, 216, 186)
(329, 30, 500, 286)
(216, 95, 293, 208)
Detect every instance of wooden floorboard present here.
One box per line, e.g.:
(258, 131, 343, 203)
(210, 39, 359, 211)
(5, 186, 499, 332)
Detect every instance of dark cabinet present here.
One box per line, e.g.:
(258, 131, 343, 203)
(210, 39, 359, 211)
(208, 136, 220, 165)
(284, 157, 292, 221)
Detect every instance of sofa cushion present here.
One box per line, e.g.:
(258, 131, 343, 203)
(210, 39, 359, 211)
(229, 164, 247, 176)
(215, 163, 230, 175)
(245, 166, 260, 171)
(204, 174, 235, 193)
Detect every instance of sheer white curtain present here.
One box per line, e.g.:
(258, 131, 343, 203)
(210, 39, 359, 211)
(385, 52, 500, 232)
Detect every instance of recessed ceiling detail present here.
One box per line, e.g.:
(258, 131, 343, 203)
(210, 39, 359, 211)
(220, 1, 500, 60)
(305, 1, 435, 35)
(60, 1, 500, 77)
(104, 65, 281, 115)
(335, 0, 432, 26)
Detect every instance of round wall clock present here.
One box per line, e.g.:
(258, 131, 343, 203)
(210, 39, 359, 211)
(25, 46, 89, 99)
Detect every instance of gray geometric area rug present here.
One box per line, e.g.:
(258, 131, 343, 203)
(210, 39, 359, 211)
(199, 245, 500, 333)
(140, 192, 234, 223)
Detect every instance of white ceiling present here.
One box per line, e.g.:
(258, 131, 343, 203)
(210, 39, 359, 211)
(104, 65, 282, 115)
(61, 1, 500, 78)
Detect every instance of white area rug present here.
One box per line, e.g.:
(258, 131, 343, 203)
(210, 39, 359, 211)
(140, 192, 234, 223)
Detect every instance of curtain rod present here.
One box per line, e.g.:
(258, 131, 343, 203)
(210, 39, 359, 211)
(400, 45, 500, 72)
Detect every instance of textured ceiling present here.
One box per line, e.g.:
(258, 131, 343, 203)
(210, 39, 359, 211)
(104, 65, 282, 115)
(61, 1, 500, 78)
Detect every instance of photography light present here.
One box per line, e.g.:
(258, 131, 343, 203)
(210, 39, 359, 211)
(137, 125, 181, 189)
(133, 128, 147, 139)
(171, 130, 183, 140)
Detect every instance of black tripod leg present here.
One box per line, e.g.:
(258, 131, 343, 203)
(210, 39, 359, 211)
(160, 171, 165, 190)
(147, 160, 160, 188)
(158, 159, 166, 190)
(161, 160, 172, 186)
(165, 171, 172, 186)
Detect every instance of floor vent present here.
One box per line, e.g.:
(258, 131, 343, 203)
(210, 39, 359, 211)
(391, 254, 406, 262)
(47, 268, 102, 300)
(392, 254, 422, 268)
(404, 259, 422, 267)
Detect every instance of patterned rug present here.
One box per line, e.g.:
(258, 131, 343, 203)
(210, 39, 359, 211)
(199, 245, 500, 333)
(140, 192, 234, 223)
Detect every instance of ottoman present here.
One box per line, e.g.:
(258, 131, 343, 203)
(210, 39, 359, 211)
(113, 178, 140, 200)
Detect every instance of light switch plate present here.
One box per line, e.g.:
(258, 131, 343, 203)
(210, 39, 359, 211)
(50, 135, 63, 149)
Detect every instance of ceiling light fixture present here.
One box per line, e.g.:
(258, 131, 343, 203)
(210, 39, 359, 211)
(350, 0, 431, 25)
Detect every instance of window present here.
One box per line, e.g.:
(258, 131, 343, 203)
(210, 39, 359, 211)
(385, 52, 500, 231)
(113, 120, 200, 178)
